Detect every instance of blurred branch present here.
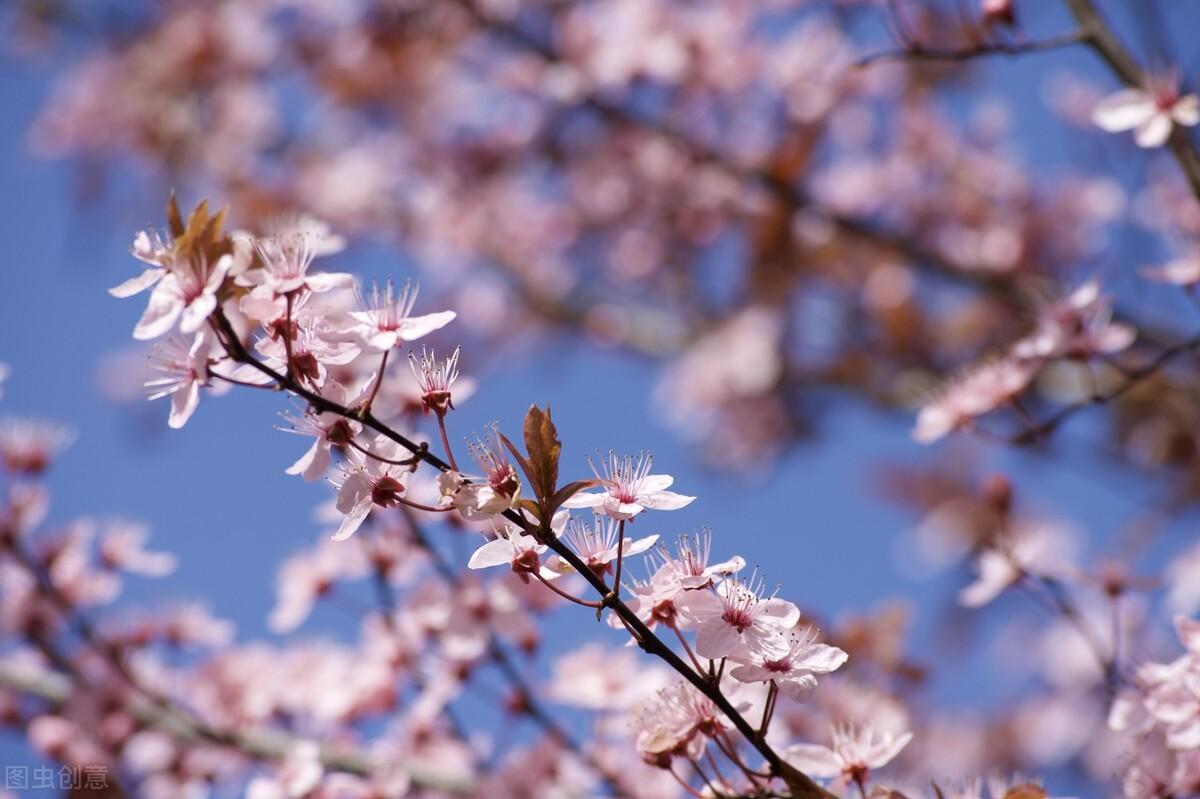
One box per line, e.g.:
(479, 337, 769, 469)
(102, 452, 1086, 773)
(0, 660, 470, 791)
(855, 29, 1087, 67)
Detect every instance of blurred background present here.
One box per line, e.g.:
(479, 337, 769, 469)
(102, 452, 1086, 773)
(3, 0, 1200, 796)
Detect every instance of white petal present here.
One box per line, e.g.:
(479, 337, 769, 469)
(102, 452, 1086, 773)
(560, 492, 604, 509)
(398, 311, 457, 341)
(1135, 112, 1174, 148)
(639, 473, 675, 493)
(783, 744, 843, 778)
(304, 272, 356, 292)
(109, 268, 164, 298)
(467, 539, 516, 570)
(756, 598, 801, 628)
(794, 644, 849, 674)
(286, 440, 328, 481)
(167, 382, 200, 429)
(638, 490, 695, 511)
(695, 619, 744, 659)
(865, 731, 912, 769)
(179, 293, 218, 334)
(133, 282, 183, 340)
(1091, 89, 1156, 132)
(333, 497, 373, 541)
(1173, 94, 1200, 126)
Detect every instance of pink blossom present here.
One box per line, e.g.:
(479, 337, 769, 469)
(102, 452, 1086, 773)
(562, 450, 694, 520)
(784, 724, 913, 784)
(1092, 79, 1200, 149)
(437, 424, 521, 519)
(0, 417, 75, 475)
(408, 346, 460, 416)
(546, 513, 658, 576)
(279, 396, 363, 482)
(145, 332, 211, 429)
(913, 357, 1038, 444)
(240, 229, 354, 297)
(121, 247, 234, 341)
(98, 519, 176, 577)
(1012, 280, 1136, 361)
(631, 681, 733, 764)
(329, 440, 413, 540)
(676, 571, 801, 659)
(337, 280, 456, 352)
(1143, 254, 1200, 288)
(728, 625, 848, 700)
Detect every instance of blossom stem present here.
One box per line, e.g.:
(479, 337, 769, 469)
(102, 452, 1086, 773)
(346, 437, 422, 467)
(759, 682, 779, 736)
(611, 519, 626, 599)
(208, 371, 275, 390)
(283, 292, 295, 381)
(672, 624, 705, 675)
(435, 410, 459, 471)
(666, 766, 705, 799)
(394, 496, 454, 513)
(532, 571, 604, 608)
(360, 349, 390, 414)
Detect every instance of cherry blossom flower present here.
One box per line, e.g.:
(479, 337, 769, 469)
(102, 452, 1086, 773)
(1165, 542, 1200, 616)
(437, 424, 521, 519)
(240, 230, 354, 297)
(676, 571, 801, 659)
(650, 529, 745, 591)
(329, 439, 413, 540)
(467, 528, 556, 582)
(913, 357, 1038, 444)
(269, 537, 369, 632)
(546, 513, 658, 576)
(1092, 78, 1200, 149)
(785, 724, 913, 785)
(279, 398, 362, 482)
(98, 520, 176, 577)
(0, 417, 75, 475)
(728, 625, 848, 700)
(121, 247, 235, 340)
(108, 229, 173, 299)
(1012, 280, 1136, 362)
(337, 280, 456, 352)
(631, 680, 733, 764)
(409, 347, 460, 416)
(1143, 253, 1200, 288)
(561, 450, 694, 520)
(145, 332, 212, 429)
(959, 520, 1076, 607)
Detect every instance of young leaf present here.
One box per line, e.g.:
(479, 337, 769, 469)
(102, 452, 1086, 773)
(522, 404, 561, 504)
(166, 192, 185, 238)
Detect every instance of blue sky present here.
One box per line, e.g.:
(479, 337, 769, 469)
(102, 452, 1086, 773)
(2, 2, 1200, 794)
